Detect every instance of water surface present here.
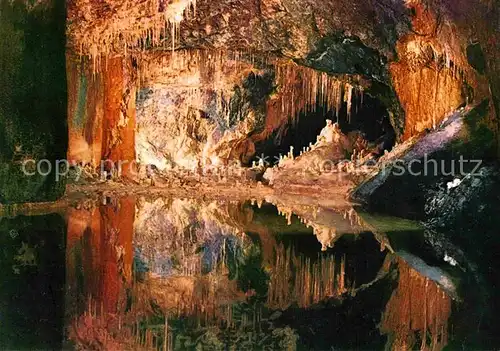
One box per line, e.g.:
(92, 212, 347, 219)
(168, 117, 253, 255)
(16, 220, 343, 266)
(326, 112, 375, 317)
(0, 195, 493, 350)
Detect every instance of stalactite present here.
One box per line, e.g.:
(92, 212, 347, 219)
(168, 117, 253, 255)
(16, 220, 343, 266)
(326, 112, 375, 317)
(274, 60, 363, 128)
(68, 0, 198, 71)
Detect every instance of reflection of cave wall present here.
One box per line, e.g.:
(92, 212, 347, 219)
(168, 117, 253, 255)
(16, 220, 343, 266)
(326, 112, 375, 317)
(133, 197, 263, 281)
(381, 257, 451, 351)
(66, 197, 253, 349)
(0, 214, 66, 349)
(66, 197, 135, 316)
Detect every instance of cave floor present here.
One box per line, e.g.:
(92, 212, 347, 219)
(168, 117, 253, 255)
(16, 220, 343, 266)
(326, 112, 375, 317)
(0, 180, 355, 218)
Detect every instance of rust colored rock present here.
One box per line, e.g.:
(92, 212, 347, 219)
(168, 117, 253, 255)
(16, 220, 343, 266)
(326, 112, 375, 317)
(101, 57, 137, 177)
(67, 56, 137, 174)
(67, 58, 104, 167)
(66, 197, 136, 315)
(391, 64, 464, 140)
(381, 257, 452, 351)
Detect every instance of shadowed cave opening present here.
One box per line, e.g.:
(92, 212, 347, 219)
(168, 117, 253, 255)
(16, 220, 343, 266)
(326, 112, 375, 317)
(253, 93, 395, 163)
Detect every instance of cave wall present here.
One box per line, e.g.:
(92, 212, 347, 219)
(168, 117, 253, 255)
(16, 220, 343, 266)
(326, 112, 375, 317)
(391, 62, 464, 139)
(135, 51, 266, 169)
(66, 0, 500, 172)
(67, 57, 104, 166)
(82, 51, 365, 170)
(0, 0, 67, 203)
(67, 56, 137, 176)
(389, 2, 480, 140)
(66, 0, 407, 167)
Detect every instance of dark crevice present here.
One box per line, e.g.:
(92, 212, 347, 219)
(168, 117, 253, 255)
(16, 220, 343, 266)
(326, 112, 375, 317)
(253, 94, 395, 162)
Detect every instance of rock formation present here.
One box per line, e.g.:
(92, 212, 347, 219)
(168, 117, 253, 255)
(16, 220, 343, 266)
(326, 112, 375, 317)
(59, 0, 499, 195)
(0, 0, 497, 204)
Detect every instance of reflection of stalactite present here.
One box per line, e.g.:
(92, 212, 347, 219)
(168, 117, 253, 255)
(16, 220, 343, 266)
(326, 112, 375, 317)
(133, 274, 245, 320)
(69, 297, 135, 350)
(381, 257, 451, 351)
(273, 204, 363, 251)
(267, 244, 349, 309)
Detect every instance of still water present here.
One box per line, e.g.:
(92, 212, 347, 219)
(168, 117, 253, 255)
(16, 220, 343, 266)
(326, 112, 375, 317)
(0, 195, 495, 350)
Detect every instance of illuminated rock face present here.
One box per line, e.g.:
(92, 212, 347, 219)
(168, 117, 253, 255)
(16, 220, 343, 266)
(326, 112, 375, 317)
(134, 52, 365, 169)
(67, 57, 137, 175)
(391, 63, 465, 139)
(64, 0, 499, 179)
(135, 51, 265, 169)
(389, 2, 468, 140)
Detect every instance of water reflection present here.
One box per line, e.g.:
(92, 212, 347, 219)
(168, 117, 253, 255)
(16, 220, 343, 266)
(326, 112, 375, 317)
(57, 195, 459, 350)
(0, 214, 66, 350)
(381, 257, 451, 351)
(0, 195, 476, 349)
